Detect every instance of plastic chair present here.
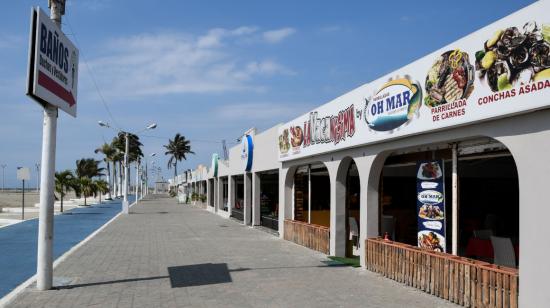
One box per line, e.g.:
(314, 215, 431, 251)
(381, 215, 396, 240)
(473, 229, 493, 240)
(349, 217, 359, 241)
(490, 236, 517, 268)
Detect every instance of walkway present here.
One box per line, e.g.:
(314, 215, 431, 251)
(8, 195, 457, 307)
(0, 196, 134, 299)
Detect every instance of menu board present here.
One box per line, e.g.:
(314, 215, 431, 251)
(278, 1, 550, 162)
(416, 160, 446, 252)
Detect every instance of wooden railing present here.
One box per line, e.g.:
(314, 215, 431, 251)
(284, 219, 330, 254)
(365, 238, 518, 308)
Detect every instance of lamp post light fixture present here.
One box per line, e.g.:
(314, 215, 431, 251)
(98, 121, 157, 214)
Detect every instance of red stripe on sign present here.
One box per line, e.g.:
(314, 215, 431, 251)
(37, 70, 76, 107)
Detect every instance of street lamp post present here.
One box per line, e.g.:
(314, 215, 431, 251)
(98, 121, 156, 214)
(35, 163, 41, 192)
(144, 153, 156, 197)
(1, 164, 6, 191)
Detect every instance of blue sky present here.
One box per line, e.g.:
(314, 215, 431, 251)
(0, 0, 535, 188)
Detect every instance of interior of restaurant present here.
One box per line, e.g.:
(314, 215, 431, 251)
(346, 162, 361, 257)
(379, 140, 519, 268)
(259, 171, 279, 230)
(232, 175, 244, 221)
(294, 163, 331, 227)
(220, 177, 228, 211)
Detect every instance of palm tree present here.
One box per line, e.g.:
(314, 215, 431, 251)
(76, 158, 105, 179)
(55, 170, 77, 213)
(164, 133, 194, 178)
(79, 177, 97, 206)
(94, 179, 109, 204)
(95, 143, 116, 200)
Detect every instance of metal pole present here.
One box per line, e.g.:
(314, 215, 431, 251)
(22, 180, 25, 220)
(308, 164, 311, 224)
(37, 104, 58, 290)
(452, 143, 459, 256)
(1, 164, 6, 191)
(123, 133, 129, 213)
(135, 161, 139, 201)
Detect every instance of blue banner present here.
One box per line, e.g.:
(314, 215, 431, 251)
(416, 160, 446, 252)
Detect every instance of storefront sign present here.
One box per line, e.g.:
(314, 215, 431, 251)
(26, 7, 79, 117)
(211, 154, 219, 177)
(416, 160, 446, 252)
(241, 135, 253, 172)
(278, 1, 550, 161)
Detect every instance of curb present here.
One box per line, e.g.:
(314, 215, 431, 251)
(0, 199, 137, 308)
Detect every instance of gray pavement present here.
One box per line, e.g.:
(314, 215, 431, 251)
(8, 195, 457, 308)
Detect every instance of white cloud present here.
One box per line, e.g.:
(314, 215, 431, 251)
(215, 102, 313, 122)
(263, 27, 296, 43)
(85, 27, 293, 99)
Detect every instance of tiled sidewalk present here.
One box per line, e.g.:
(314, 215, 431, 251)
(7, 195, 457, 308)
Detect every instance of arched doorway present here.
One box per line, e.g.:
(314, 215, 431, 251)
(378, 138, 519, 267)
(345, 161, 360, 257)
(293, 163, 330, 227)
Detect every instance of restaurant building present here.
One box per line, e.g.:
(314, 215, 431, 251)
(177, 2, 550, 306)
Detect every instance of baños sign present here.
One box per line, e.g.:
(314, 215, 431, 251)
(26, 7, 79, 117)
(278, 1, 550, 161)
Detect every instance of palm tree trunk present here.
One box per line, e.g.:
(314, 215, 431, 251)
(106, 161, 112, 200)
(174, 161, 177, 179)
(112, 162, 117, 198)
(84, 194, 87, 206)
(60, 191, 64, 213)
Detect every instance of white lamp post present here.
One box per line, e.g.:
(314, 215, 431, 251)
(98, 121, 156, 214)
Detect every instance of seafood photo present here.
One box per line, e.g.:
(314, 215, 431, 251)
(418, 231, 445, 252)
(476, 21, 550, 92)
(417, 162, 442, 180)
(425, 49, 475, 107)
(278, 129, 290, 154)
(418, 204, 444, 220)
(290, 126, 303, 148)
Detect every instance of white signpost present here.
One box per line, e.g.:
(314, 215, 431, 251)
(17, 167, 31, 220)
(25, 1, 77, 291)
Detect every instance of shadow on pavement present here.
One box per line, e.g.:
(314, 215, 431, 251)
(55, 262, 348, 290)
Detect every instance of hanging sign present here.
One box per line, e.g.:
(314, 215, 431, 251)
(278, 1, 550, 161)
(241, 135, 254, 172)
(416, 160, 446, 252)
(211, 154, 219, 177)
(26, 7, 79, 117)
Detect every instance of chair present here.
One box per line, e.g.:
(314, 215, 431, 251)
(349, 217, 360, 255)
(349, 217, 359, 241)
(491, 236, 517, 268)
(381, 215, 396, 240)
(473, 229, 493, 240)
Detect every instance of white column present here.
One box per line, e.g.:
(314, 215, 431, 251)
(244, 173, 252, 225)
(326, 160, 345, 257)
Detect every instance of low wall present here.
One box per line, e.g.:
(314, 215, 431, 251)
(284, 219, 330, 254)
(365, 238, 518, 308)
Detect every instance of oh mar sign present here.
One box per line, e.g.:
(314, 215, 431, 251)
(26, 7, 79, 117)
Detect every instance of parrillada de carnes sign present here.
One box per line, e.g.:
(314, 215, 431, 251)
(278, 0, 550, 161)
(27, 7, 79, 117)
